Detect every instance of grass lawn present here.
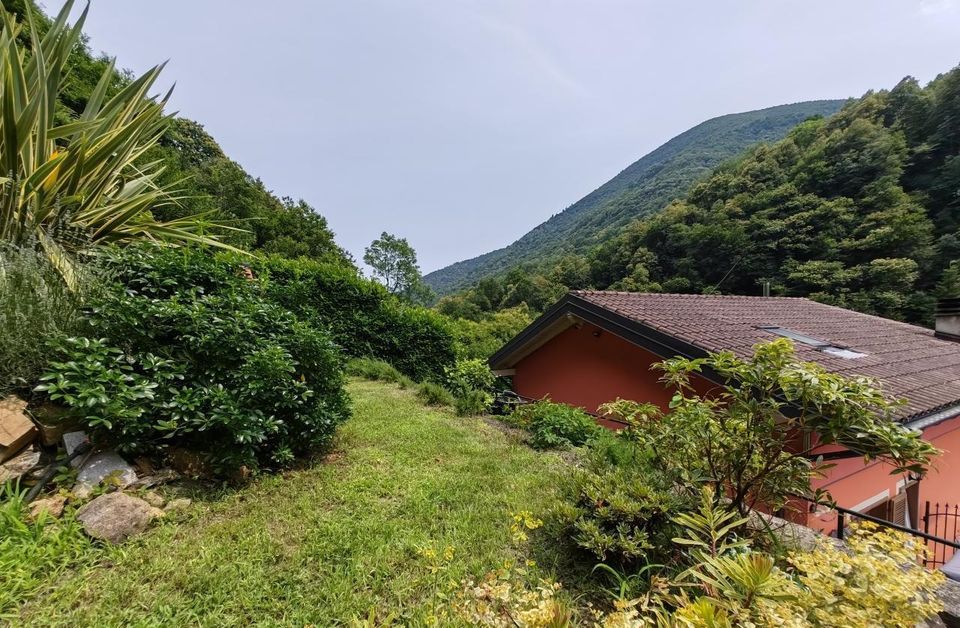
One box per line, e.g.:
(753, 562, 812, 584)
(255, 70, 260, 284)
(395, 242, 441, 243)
(17, 379, 573, 626)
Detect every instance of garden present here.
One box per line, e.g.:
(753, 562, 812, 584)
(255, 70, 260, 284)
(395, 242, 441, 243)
(0, 1, 953, 626)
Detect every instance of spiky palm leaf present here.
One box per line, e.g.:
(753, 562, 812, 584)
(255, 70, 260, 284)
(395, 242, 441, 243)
(0, 1, 242, 284)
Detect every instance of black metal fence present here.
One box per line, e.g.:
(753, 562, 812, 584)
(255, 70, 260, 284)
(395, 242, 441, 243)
(797, 496, 960, 571)
(924, 502, 960, 569)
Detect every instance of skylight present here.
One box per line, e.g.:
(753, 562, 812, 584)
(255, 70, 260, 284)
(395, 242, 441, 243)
(757, 326, 867, 359)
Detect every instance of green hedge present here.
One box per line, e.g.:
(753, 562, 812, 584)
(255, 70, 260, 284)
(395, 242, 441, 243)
(40, 247, 350, 473)
(256, 257, 456, 381)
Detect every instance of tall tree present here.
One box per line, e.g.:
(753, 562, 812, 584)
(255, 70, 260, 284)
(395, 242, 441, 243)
(364, 232, 433, 303)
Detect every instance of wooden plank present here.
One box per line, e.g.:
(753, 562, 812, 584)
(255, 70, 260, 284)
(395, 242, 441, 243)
(0, 396, 38, 462)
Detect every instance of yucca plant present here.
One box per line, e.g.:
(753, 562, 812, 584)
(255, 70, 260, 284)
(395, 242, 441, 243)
(0, 0, 239, 285)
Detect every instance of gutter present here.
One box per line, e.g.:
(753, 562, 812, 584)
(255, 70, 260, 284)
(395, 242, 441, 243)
(904, 404, 960, 432)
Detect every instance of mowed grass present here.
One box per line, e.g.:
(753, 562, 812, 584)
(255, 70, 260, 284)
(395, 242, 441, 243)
(18, 379, 570, 626)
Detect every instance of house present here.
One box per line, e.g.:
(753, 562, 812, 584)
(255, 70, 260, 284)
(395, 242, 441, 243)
(489, 290, 960, 539)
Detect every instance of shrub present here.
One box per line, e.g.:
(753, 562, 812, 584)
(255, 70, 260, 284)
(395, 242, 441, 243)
(444, 358, 496, 397)
(0, 247, 101, 395)
(602, 339, 938, 514)
(417, 382, 454, 407)
(787, 522, 944, 626)
(255, 256, 456, 381)
(346, 358, 414, 388)
(552, 454, 688, 566)
(454, 390, 490, 416)
(507, 399, 601, 449)
(655, 493, 945, 626)
(36, 247, 350, 473)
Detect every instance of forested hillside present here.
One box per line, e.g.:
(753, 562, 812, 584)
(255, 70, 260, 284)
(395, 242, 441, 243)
(2, 0, 352, 267)
(425, 100, 845, 295)
(439, 66, 960, 327)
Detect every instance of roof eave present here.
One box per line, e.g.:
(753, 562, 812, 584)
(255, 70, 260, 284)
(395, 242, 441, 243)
(903, 404, 960, 432)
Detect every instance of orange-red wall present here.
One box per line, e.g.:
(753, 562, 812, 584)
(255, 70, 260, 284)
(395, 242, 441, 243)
(512, 322, 714, 417)
(807, 416, 960, 534)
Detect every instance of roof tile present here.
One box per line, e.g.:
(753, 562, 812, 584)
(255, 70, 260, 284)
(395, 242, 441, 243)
(571, 291, 960, 422)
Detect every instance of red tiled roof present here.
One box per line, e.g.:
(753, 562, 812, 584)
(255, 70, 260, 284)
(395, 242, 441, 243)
(572, 291, 960, 422)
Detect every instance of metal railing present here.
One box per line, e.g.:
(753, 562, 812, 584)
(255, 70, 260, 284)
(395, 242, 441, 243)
(797, 496, 960, 571)
(924, 502, 960, 569)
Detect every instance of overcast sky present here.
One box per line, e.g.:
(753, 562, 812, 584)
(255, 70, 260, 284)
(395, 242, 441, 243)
(66, 0, 960, 273)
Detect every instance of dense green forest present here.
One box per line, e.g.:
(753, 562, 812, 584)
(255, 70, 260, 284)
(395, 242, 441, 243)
(439, 66, 960, 327)
(1, 0, 352, 268)
(424, 100, 845, 295)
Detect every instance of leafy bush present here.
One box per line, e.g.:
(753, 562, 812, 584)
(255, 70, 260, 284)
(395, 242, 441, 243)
(507, 399, 601, 449)
(787, 522, 944, 626)
(445, 305, 534, 360)
(454, 390, 490, 417)
(444, 359, 495, 416)
(552, 454, 688, 566)
(416, 382, 454, 407)
(346, 358, 414, 388)
(646, 492, 945, 627)
(256, 256, 456, 381)
(37, 247, 350, 473)
(0, 247, 102, 395)
(601, 339, 938, 514)
(444, 358, 496, 396)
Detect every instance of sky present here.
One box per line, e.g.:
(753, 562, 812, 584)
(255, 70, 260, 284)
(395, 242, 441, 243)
(65, 0, 960, 273)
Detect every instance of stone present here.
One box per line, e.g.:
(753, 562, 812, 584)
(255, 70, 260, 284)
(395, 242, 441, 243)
(0, 396, 37, 462)
(163, 497, 192, 513)
(28, 403, 77, 447)
(0, 446, 40, 483)
(73, 451, 137, 496)
(76, 492, 164, 544)
(63, 431, 91, 467)
(142, 491, 166, 508)
(130, 468, 179, 489)
(28, 494, 66, 520)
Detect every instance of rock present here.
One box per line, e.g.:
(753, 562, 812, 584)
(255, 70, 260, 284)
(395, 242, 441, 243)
(142, 491, 165, 508)
(130, 468, 179, 489)
(163, 498, 192, 513)
(76, 492, 164, 544)
(0, 396, 37, 463)
(0, 446, 40, 483)
(28, 494, 66, 520)
(63, 431, 91, 467)
(28, 403, 77, 447)
(73, 451, 137, 496)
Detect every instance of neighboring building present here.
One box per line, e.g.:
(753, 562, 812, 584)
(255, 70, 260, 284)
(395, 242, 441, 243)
(489, 291, 960, 538)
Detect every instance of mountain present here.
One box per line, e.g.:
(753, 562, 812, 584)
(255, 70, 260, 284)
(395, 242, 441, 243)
(582, 67, 960, 325)
(425, 100, 846, 295)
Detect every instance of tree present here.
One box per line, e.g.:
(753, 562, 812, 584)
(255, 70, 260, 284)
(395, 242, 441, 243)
(600, 339, 938, 515)
(364, 232, 432, 303)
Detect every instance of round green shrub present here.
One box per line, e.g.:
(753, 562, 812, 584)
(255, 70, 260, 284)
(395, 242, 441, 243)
(37, 247, 350, 474)
(507, 399, 602, 449)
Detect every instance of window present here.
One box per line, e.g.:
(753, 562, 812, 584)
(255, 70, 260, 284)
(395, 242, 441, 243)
(758, 326, 867, 359)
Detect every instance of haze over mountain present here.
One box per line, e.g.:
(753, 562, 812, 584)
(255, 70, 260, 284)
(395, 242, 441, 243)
(425, 100, 845, 294)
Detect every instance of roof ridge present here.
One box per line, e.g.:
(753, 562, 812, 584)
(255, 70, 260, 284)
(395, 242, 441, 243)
(571, 290, 809, 301)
